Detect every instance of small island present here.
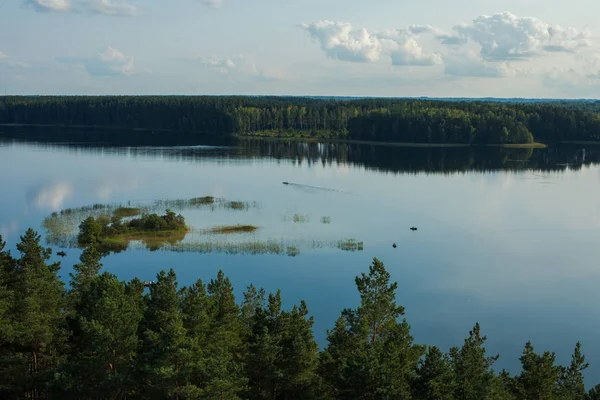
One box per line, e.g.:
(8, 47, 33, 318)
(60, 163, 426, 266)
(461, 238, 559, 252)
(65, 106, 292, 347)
(78, 209, 188, 252)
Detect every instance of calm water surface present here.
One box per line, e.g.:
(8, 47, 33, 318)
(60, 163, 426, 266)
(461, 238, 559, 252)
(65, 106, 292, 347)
(1, 134, 600, 382)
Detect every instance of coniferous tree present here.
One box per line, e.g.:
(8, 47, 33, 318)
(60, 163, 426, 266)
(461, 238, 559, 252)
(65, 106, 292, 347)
(59, 272, 144, 399)
(450, 323, 500, 400)
(558, 342, 589, 400)
(140, 269, 195, 399)
(413, 346, 456, 400)
(320, 258, 423, 399)
(0, 236, 17, 397)
(204, 270, 246, 399)
(512, 341, 561, 400)
(7, 229, 66, 399)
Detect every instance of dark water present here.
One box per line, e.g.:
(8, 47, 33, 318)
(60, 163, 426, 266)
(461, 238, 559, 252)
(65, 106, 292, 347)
(1, 130, 600, 382)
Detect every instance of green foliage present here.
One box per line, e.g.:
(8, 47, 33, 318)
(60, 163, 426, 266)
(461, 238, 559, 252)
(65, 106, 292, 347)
(2, 230, 600, 398)
(510, 341, 562, 400)
(2, 96, 600, 144)
(450, 323, 500, 400)
(320, 258, 424, 399)
(414, 346, 456, 400)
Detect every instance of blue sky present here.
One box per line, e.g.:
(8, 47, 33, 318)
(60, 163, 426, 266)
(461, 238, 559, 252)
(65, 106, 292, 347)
(1, 0, 599, 97)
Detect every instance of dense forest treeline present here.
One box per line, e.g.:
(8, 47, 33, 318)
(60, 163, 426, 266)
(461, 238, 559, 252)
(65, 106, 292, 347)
(1, 96, 600, 144)
(1, 230, 600, 399)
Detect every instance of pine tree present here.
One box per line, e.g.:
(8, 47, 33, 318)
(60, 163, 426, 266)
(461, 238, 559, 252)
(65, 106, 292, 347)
(8, 229, 66, 399)
(558, 342, 589, 400)
(60, 272, 144, 399)
(320, 258, 423, 399)
(278, 300, 320, 399)
(68, 245, 103, 308)
(414, 346, 456, 400)
(140, 269, 194, 399)
(450, 323, 499, 400)
(203, 270, 247, 399)
(587, 385, 600, 400)
(513, 341, 561, 400)
(0, 236, 17, 396)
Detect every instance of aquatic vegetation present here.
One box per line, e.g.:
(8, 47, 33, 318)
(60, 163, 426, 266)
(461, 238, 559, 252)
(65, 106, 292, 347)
(207, 225, 259, 234)
(189, 196, 215, 205)
(337, 238, 364, 252)
(113, 207, 141, 218)
(161, 240, 285, 256)
(42, 196, 261, 247)
(283, 213, 310, 223)
(321, 216, 332, 224)
(286, 246, 300, 257)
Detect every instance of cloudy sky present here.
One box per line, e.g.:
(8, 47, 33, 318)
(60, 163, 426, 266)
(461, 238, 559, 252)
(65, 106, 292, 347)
(1, 0, 599, 97)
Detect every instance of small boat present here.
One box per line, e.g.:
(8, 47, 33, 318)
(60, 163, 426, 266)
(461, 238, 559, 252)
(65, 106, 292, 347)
(282, 182, 290, 185)
(392, 243, 397, 248)
(56, 251, 67, 257)
(410, 227, 418, 231)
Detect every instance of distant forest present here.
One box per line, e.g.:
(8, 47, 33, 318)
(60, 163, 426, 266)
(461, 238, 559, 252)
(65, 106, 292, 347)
(2, 230, 600, 399)
(1, 96, 600, 144)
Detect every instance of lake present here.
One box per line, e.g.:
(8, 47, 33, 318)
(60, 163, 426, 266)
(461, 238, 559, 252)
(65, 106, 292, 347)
(1, 131, 600, 383)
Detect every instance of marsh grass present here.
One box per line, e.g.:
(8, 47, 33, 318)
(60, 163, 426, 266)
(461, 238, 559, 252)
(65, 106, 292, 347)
(337, 238, 364, 252)
(113, 207, 141, 218)
(283, 213, 310, 223)
(207, 225, 259, 234)
(286, 246, 300, 257)
(42, 196, 261, 247)
(162, 239, 285, 256)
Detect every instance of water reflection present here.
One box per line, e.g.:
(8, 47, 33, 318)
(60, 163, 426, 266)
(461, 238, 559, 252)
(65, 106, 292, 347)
(0, 128, 597, 174)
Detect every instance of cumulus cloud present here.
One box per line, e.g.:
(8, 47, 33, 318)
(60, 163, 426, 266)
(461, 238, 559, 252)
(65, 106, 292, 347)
(450, 12, 590, 61)
(202, 0, 223, 8)
(58, 46, 134, 76)
(444, 53, 510, 78)
(300, 21, 382, 62)
(25, 0, 137, 16)
(199, 55, 285, 81)
(83, 0, 137, 17)
(300, 20, 442, 66)
(25, 0, 70, 12)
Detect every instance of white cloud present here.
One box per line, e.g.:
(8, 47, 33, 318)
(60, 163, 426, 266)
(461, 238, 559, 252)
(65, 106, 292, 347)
(83, 0, 137, 17)
(451, 12, 590, 61)
(300, 21, 382, 63)
(300, 21, 442, 66)
(0, 52, 29, 69)
(444, 52, 512, 78)
(25, 0, 70, 12)
(202, 0, 223, 8)
(58, 46, 134, 76)
(199, 55, 285, 81)
(25, 0, 137, 16)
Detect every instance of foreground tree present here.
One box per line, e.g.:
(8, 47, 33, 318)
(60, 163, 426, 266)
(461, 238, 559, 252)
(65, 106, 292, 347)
(320, 258, 424, 399)
(4, 229, 66, 399)
(59, 273, 144, 399)
(450, 323, 505, 400)
(414, 346, 456, 400)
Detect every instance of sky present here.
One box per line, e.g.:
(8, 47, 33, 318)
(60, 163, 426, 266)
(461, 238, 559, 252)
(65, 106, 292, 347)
(1, 0, 600, 98)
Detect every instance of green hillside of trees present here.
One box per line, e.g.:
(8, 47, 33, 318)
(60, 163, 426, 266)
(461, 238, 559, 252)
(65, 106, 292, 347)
(1, 96, 600, 144)
(1, 229, 600, 399)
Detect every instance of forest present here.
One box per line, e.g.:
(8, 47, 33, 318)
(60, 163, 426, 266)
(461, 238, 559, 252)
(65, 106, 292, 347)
(1, 96, 600, 144)
(1, 229, 600, 399)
